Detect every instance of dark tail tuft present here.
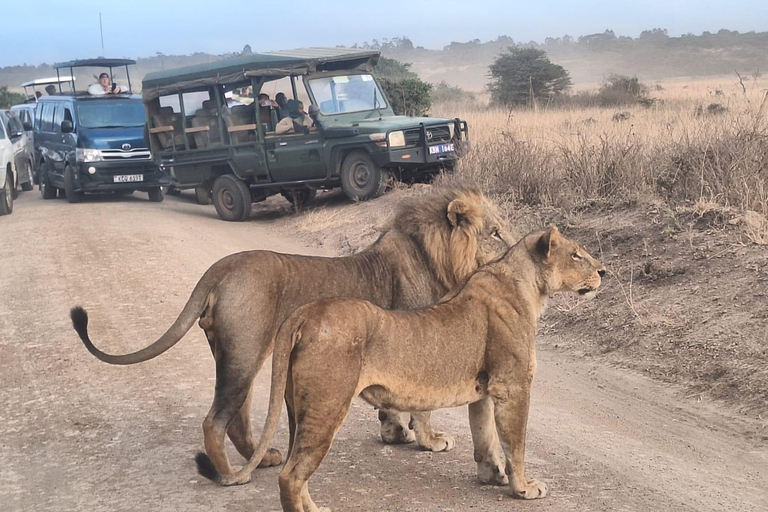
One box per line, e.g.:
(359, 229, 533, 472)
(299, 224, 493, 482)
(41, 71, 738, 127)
(70, 306, 89, 338)
(195, 452, 220, 483)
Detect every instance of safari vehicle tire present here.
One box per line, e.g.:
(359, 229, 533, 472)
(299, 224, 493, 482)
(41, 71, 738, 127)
(1, 169, 13, 216)
(212, 174, 252, 222)
(21, 161, 34, 191)
(40, 162, 57, 200)
(148, 187, 165, 202)
(340, 150, 390, 201)
(64, 166, 83, 203)
(281, 188, 317, 207)
(195, 185, 211, 205)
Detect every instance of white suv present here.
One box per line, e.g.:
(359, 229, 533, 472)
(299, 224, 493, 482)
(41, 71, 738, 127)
(0, 114, 17, 215)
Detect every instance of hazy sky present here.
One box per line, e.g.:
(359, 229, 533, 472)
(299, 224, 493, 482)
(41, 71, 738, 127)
(2, 0, 767, 67)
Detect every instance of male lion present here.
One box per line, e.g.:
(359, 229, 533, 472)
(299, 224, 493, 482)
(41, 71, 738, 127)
(215, 225, 605, 511)
(71, 186, 511, 483)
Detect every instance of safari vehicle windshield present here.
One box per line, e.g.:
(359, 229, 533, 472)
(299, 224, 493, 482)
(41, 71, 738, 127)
(77, 100, 146, 129)
(307, 74, 387, 115)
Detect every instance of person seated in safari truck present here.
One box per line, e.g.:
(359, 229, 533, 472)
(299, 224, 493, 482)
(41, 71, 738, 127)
(275, 100, 314, 135)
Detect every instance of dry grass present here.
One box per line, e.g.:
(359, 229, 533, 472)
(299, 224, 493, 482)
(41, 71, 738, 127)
(433, 76, 768, 236)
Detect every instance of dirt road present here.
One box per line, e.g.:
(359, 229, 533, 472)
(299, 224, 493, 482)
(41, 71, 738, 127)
(1, 191, 766, 512)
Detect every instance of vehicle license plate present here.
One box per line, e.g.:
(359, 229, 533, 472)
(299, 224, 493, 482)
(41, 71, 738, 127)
(113, 174, 143, 183)
(429, 143, 455, 155)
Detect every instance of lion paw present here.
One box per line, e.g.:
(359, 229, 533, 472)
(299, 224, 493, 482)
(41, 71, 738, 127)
(419, 431, 455, 452)
(512, 478, 548, 500)
(220, 467, 251, 486)
(257, 448, 283, 468)
(477, 459, 508, 486)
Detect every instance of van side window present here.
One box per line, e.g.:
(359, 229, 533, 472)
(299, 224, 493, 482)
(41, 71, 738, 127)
(63, 108, 73, 124)
(53, 104, 64, 131)
(0, 119, 5, 139)
(40, 103, 56, 132)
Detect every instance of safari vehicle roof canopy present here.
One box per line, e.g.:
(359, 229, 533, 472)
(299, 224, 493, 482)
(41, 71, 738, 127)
(53, 58, 137, 94)
(141, 47, 380, 102)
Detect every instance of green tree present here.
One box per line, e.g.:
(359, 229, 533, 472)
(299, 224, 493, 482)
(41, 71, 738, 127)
(374, 57, 431, 116)
(488, 47, 571, 107)
(0, 86, 25, 109)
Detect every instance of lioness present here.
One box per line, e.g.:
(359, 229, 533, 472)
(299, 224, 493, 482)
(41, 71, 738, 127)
(218, 226, 604, 511)
(71, 186, 511, 483)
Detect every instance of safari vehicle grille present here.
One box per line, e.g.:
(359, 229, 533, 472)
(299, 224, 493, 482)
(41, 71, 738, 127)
(101, 148, 152, 160)
(403, 125, 452, 147)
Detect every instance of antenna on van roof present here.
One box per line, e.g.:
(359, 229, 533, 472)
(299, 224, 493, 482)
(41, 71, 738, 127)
(99, 13, 105, 56)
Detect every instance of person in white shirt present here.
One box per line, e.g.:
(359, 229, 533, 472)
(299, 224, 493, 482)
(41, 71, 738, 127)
(87, 72, 127, 95)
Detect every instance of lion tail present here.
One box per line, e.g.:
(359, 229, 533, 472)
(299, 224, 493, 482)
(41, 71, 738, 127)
(70, 267, 218, 366)
(213, 315, 305, 486)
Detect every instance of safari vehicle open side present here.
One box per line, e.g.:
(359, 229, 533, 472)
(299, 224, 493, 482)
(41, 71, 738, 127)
(142, 48, 469, 221)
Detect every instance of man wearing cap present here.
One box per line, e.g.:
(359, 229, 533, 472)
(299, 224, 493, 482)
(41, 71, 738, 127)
(87, 73, 126, 95)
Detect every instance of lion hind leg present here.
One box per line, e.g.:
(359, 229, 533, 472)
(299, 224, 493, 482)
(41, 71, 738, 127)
(411, 411, 455, 452)
(227, 386, 283, 468)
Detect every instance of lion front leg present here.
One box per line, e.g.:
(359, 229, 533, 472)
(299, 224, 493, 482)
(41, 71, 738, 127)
(411, 411, 455, 452)
(378, 409, 416, 444)
(469, 398, 507, 485)
(493, 389, 548, 499)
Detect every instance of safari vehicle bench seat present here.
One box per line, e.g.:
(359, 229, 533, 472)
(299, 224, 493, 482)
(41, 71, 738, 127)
(150, 106, 185, 150)
(223, 105, 257, 144)
(190, 100, 222, 148)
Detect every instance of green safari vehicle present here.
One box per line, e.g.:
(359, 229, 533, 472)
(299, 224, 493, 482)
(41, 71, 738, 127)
(141, 48, 469, 221)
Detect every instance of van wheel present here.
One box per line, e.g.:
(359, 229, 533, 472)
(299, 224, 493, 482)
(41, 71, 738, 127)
(40, 162, 57, 200)
(148, 187, 165, 202)
(195, 185, 211, 205)
(64, 166, 83, 203)
(21, 161, 34, 191)
(0, 169, 13, 215)
(281, 189, 317, 208)
(340, 150, 390, 201)
(212, 174, 252, 222)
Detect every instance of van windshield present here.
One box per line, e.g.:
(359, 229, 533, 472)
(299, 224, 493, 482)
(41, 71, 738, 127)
(76, 100, 146, 128)
(307, 74, 387, 115)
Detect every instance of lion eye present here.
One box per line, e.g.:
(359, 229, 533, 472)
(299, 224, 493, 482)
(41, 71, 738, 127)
(492, 229, 502, 240)
(572, 253, 582, 260)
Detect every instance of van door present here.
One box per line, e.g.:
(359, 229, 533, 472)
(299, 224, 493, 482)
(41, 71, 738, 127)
(265, 131, 326, 182)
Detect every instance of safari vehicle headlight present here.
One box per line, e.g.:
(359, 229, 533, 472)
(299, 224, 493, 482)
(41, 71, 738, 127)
(369, 132, 387, 148)
(76, 148, 103, 163)
(387, 130, 406, 148)
(448, 122, 455, 139)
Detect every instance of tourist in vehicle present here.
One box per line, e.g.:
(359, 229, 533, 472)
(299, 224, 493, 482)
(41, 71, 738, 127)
(275, 92, 289, 119)
(88, 72, 126, 95)
(45, 84, 56, 95)
(257, 93, 278, 129)
(275, 100, 314, 135)
(35, 91, 42, 100)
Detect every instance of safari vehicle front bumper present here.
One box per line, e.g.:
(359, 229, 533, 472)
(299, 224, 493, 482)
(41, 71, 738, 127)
(371, 119, 470, 170)
(74, 160, 170, 192)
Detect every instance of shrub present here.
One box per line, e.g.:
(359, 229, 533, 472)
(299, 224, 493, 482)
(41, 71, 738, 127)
(488, 47, 571, 108)
(379, 78, 432, 116)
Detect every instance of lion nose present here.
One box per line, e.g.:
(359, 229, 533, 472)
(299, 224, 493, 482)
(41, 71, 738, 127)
(598, 269, 606, 278)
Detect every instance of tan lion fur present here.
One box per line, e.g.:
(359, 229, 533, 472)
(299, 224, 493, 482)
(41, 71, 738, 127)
(71, 185, 511, 481)
(221, 226, 605, 512)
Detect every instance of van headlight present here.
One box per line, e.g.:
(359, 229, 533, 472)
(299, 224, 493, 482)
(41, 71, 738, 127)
(76, 148, 103, 163)
(387, 130, 406, 148)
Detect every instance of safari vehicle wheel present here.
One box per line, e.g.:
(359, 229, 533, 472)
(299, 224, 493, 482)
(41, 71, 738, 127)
(195, 185, 211, 205)
(281, 188, 317, 208)
(21, 161, 34, 191)
(64, 166, 83, 203)
(0, 170, 13, 215)
(148, 187, 165, 202)
(40, 162, 57, 200)
(340, 150, 390, 201)
(212, 174, 252, 222)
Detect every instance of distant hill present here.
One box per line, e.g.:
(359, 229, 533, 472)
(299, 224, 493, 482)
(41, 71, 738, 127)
(2, 29, 767, 94)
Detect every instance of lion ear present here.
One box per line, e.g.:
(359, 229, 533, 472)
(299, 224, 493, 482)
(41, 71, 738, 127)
(447, 199, 471, 228)
(535, 224, 560, 258)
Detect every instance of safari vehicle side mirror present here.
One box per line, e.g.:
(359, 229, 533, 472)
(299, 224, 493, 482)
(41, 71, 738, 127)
(61, 120, 74, 133)
(22, 121, 33, 132)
